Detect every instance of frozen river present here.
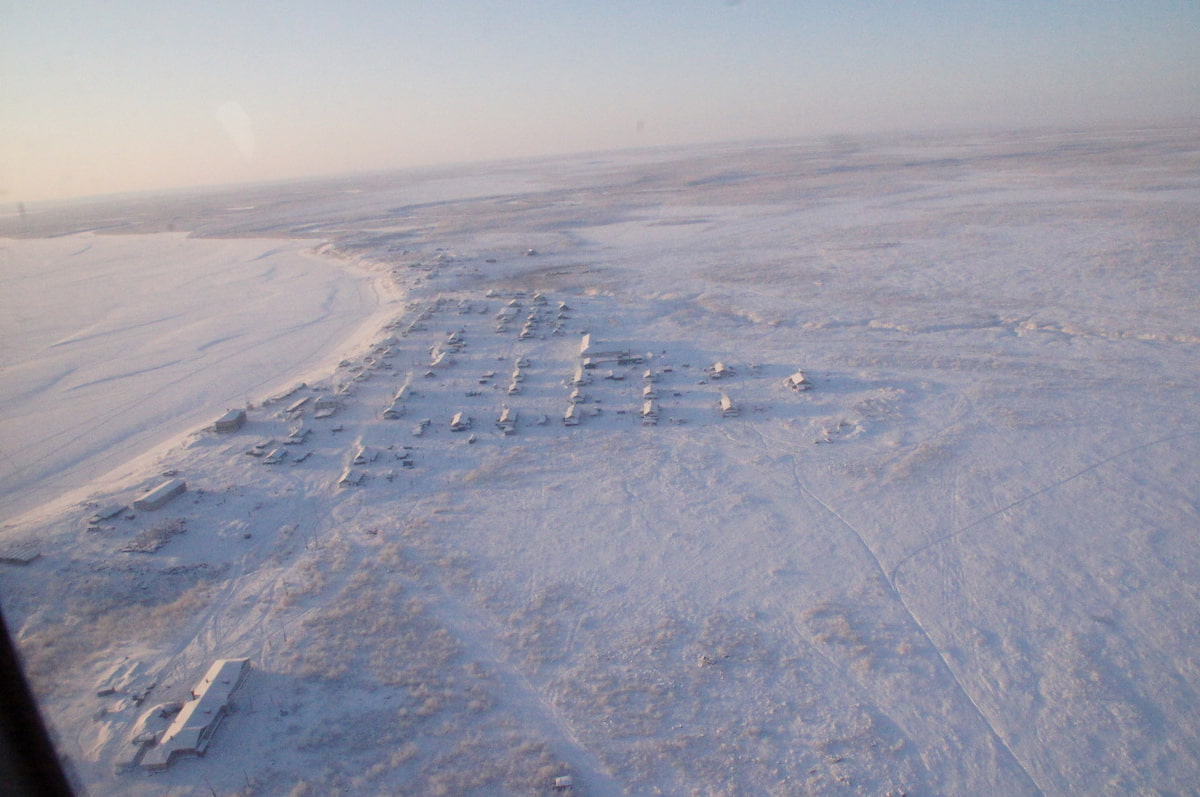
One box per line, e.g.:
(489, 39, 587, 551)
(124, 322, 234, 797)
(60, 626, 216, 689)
(0, 233, 394, 520)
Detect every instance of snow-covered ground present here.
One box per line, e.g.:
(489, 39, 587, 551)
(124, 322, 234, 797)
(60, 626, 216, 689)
(2, 125, 1199, 795)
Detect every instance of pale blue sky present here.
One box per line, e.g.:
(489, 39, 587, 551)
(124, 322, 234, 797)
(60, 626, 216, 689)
(3, 0, 1197, 202)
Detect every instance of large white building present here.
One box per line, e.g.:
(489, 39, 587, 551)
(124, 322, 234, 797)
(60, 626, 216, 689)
(141, 658, 251, 770)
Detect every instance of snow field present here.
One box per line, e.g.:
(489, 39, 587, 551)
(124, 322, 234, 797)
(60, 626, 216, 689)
(2, 126, 1199, 794)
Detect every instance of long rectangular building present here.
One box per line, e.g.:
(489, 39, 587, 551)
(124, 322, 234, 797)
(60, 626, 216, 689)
(141, 658, 251, 770)
(579, 333, 630, 360)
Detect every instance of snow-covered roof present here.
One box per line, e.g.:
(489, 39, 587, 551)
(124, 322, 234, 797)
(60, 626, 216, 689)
(142, 658, 250, 769)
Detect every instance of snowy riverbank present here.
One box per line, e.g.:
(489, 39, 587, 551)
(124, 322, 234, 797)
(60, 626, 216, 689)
(0, 233, 402, 522)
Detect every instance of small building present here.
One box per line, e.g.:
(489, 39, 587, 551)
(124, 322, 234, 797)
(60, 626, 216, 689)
(141, 659, 250, 770)
(719, 392, 739, 417)
(708, 362, 734, 380)
(133, 479, 186, 511)
(570, 365, 590, 387)
(785, 370, 811, 391)
(313, 396, 338, 419)
(351, 444, 377, 465)
(568, 387, 584, 404)
(496, 407, 517, 435)
(450, 412, 471, 431)
(338, 468, 366, 487)
(0, 544, 41, 566)
(563, 404, 581, 426)
(246, 439, 275, 457)
(642, 383, 658, 400)
(213, 409, 246, 433)
(88, 504, 127, 525)
(641, 400, 659, 426)
(285, 396, 311, 416)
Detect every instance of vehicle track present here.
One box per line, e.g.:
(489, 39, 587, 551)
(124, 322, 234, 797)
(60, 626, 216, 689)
(742, 419, 1045, 795)
(787, 458, 1045, 795)
(888, 430, 1200, 583)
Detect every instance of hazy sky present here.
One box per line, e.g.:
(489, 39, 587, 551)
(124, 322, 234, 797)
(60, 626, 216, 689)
(3, 0, 1198, 202)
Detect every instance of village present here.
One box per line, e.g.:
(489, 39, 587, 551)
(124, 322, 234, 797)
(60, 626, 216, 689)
(5, 122, 1195, 795)
(208, 285, 812, 495)
(74, 276, 816, 779)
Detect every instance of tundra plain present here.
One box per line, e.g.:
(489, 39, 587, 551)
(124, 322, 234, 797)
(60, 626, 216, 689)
(2, 126, 1199, 795)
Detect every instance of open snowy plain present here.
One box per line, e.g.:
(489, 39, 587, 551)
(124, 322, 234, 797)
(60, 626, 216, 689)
(1, 125, 1199, 795)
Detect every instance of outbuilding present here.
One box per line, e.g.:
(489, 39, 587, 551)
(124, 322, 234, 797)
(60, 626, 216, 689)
(719, 392, 739, 417)
(785, 370, 811, 391)
(133, 479, 187, 511)
(563, 404, 581, 426)
(313, 396, 339, 419)
(497, 407, 517, 435)
(708, 362, 734, 379)
(213, 409, 246, 433)
(285, 396, 311, 416)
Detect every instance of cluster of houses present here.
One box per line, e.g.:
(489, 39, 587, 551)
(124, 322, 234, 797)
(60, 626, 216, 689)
(493, 292, 569, 339)
(92, 282, 825, 781)
(377, 293, 807, 442)
(203, 287, 816, 493)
